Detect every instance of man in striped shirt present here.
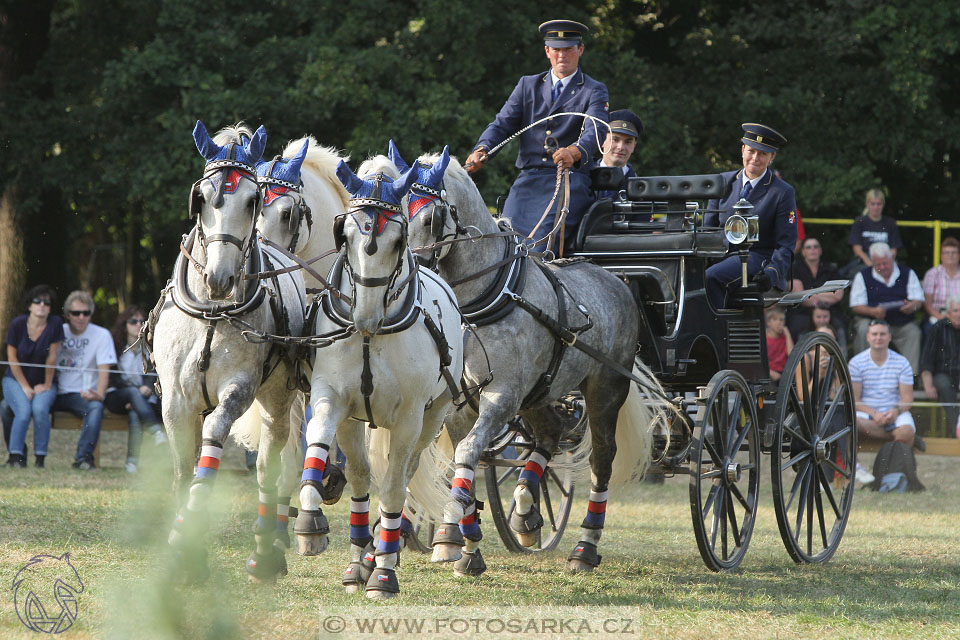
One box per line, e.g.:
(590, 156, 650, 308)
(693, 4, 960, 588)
(849, 319, 916, 448)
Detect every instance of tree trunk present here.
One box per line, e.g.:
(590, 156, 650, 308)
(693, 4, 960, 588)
(0, 187, 25, 335)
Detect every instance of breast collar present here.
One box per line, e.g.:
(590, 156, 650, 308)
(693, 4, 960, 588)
(172, 227, 267, 319)
(320, 249, 423, 334)
(458, 231, 529, 326)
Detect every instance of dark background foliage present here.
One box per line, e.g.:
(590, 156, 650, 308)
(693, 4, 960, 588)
(1, 0, 957, 325)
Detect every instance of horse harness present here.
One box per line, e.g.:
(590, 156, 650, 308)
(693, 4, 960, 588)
(322, 176, 463, 427)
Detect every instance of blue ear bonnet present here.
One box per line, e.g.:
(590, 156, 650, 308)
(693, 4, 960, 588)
(256, 139, 309, 188)
(193, 120, 266, 170)
(387, 140, 450, 196)
(336, 160, 419, 236)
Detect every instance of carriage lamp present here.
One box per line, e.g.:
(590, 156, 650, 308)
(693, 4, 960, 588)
(725, 199, 760, 288)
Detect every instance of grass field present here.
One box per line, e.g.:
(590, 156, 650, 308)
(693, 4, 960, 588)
(1, 429, 959, 639)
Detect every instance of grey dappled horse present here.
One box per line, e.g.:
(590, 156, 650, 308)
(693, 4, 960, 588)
(392, 143, 663, 575)
(150, 122, 306, 583)
(293, 153, 463, 599)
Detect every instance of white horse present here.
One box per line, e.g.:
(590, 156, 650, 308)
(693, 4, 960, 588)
(293, 151, 463, 599)
(393, 143, 668, 576)
(150, 121, 306, 583)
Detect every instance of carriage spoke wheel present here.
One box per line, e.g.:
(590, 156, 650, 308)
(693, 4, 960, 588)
(484, 417, 576, 554)
(772, 332, 856, 564)
(689, 370, 760, 572)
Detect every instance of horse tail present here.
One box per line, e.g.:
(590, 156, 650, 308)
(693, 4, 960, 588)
(230, 401, 263, 452)
(608, 361, 676, 490)
(367, 427, 453, 523)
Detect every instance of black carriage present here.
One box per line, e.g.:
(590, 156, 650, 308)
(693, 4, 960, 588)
(562, 173, 857, 571)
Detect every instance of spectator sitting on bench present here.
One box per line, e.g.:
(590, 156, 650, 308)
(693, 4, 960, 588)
(105, 306, 167, 474)
(849, 242, 923, 373)
(919, 296, 960, 437)
(850, 319, 917, 450)
(2, 284, 64, 468)
(921, 236, 960, 331)
(53, 290, 117, 471)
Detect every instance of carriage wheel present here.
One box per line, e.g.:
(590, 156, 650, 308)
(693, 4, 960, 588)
(772, 331, 856, 564)
(484, 416, 576, 554)
(689, 369, 761, 572)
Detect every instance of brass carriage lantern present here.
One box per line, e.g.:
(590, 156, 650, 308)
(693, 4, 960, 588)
(723, 198, 759, 287)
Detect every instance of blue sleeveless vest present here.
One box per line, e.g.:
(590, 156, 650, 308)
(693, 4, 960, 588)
(860, 266, 913, 326)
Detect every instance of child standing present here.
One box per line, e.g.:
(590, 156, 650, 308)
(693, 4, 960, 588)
(766, 307, 794, 382)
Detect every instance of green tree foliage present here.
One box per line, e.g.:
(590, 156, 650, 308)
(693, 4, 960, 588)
(1, 0, 958, 311)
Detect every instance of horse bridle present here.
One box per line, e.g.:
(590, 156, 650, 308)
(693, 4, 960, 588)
(187, 144, 262, 265)
(257, 155, 313, 253)
(408, 165, 465, 269)
(336, 172, 412, 311)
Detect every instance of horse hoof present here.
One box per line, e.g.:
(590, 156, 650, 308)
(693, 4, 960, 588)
(295, 533, 328, 556)
(246, 548, 287, 583)
(453, 549, 486, 577)
(431, 543, 462, 563)
(515, 531, 540, 548)
(566, 541, 601, 573)
(365, 568, 399, 598)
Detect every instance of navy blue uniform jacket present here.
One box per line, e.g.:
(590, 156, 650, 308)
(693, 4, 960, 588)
(704, 169, 798, 290)
(475, 68, 609, 240)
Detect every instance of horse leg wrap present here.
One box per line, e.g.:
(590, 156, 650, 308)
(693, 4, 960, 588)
(300, 443, 329, 509)
(246, 546, 288, 582)
(581, 487, 609, 530)
(567, 540, 602, 571)
(450, 464, 475, 505)
(516, 448, 550, 503)
(453, 547, 487, 577)
(365, 567, 399, 596)
(322, 464, 347, 505)
(458, 500, 483, 542)
(253, 489, 277, 537)
(375, 508, 403, 557)
(349, 495, 372, 547)
(274, 500, 293, 550)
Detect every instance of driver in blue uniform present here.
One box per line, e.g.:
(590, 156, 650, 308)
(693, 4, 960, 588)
(465, 19, 609, 252)
(703, 123, 798, 310)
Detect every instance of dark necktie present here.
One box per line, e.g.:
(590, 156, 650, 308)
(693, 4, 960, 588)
(740, 180, 753, 200)
(552, 80, 562, 102)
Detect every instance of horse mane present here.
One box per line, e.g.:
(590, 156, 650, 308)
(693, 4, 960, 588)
(357, 154, 400, 180)
(417, 151, 489, 216)
(212, 122, 255, 146)
(283, 136, 351, 211)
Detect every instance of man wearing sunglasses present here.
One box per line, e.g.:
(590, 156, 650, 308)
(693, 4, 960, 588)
(52, 290, 117, 470)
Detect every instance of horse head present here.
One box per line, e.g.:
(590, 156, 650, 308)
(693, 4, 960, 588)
(256, 139, 311, 254)
(190, 120, 266, 300)
(334, 157, 417, 335)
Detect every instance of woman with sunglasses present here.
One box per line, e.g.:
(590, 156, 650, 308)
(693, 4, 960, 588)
(105, 306, 166, 473)
(2, 285, 64, 468)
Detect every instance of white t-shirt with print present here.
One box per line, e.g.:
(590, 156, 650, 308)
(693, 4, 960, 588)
(56, 323, 118, 394)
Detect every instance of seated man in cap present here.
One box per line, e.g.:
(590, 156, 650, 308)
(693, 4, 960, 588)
(593, 109, 643, 201)
(703, 123, 798, 310)
(465, 19, 609, 253)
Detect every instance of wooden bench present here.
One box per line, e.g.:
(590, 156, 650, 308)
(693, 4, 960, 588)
(50, 410, 129, 467)
(858, 437, 960, 456)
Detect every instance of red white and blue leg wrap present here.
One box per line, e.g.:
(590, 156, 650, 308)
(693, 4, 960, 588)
(400, 509, 414, 536)
(458, 500, 481, 539)
(450, 465, 474, 505)
(582, 486, 609, 529)
(350, 495, 372, 546)
(276, 497, 292, 535)
(376, 507, 402, 555)
(301, 443, 329, 488)
(195, 440, 223, 483)
(517, 448, 551, 494)
(254, 488, 276, 534)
